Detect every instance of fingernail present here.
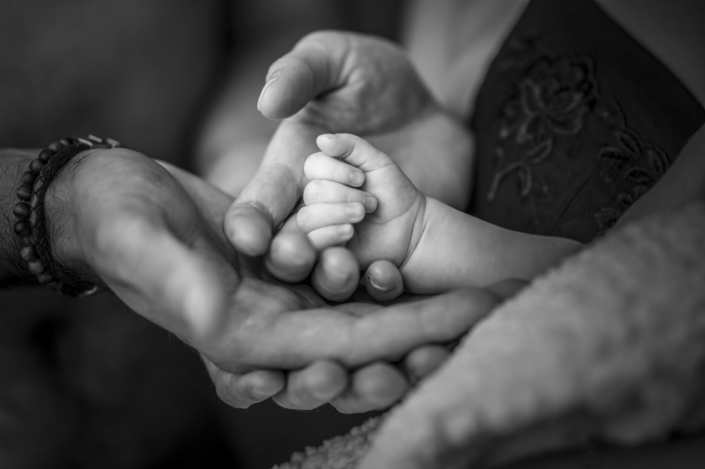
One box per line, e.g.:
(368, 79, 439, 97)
(363, 196, 377, 212)
(349, 171, 364, 186)
(257, 74, 280, 110)
(346, 203, 364, 220)
(367, 273, 391, 292)
(338, 224, 353, 237)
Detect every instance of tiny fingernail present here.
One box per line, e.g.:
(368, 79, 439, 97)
(338, 224, 353, 236)
(349, 171, 364, 186)
(346, 203, 364, 219)
(363, 196, 377, 212)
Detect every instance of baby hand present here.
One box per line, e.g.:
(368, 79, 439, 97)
(300, 133, 426, 273)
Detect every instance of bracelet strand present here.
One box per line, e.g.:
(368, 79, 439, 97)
(12, 135, 121, 296)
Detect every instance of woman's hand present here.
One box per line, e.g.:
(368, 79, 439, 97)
(224, 31, 475, 299)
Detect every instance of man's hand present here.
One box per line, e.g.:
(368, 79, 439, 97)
(224, 31, 474, 298)
(44, 149, 498, 412)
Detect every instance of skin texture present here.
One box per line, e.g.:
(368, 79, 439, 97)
(224, 31, 474, 301)
(35, 148, 501, 413)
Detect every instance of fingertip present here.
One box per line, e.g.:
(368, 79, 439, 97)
(353, 363, 408, 407)
(224, 205, 273, 256)
(403, 346, 450, 383)
(256, 73, 281, 117)
(312, 247, 360, 302)
(257, 62, 316, 119)
(247, 369, 287, 401)
(305, 361, 349, 401)
(365, 260, 404, 302)
(265, 230, 316, 283)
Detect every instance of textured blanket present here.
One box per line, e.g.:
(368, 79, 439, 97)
(275, 203, 705, 469)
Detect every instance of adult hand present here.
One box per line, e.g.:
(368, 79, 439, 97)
(225, 31, 474, 299)
(166, 160, 502, 413)
(45, 149, 497, 412)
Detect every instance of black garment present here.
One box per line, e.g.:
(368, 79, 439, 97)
(469, 0, 705, 243)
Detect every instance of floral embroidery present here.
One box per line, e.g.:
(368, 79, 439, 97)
(486, 37, 672, 237)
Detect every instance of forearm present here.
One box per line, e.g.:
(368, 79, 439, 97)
(0, 149, 38, 286)
(402, 197, 581, 293)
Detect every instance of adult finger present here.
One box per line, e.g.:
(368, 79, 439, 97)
(402, 345, 451, 384)
(364, 260, 404, 302)
(260, 288, 501, 367)
(311, 247, 360, 302)
(265, 215, 317, 283)
(257, 31, 354, 120)
(331, 362, 408, 414)
(203, 356, 285, 409)
(272, 360, 348, 410)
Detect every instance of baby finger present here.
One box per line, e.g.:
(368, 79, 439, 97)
(304, 179, 377, 212)
(304, 152, 365, 187)
(297, 202, 365, 234)
(307, 224, 355, 251)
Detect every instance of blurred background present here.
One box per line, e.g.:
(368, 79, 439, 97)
(0, 1, 403, 467)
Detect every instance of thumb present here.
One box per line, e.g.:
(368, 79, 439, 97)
(224, 117, 319, 256)
(257, 31, 353, 120)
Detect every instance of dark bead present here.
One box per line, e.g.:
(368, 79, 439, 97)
(27, 259, 44, 275)
(13, 202, 30, 219)
(38, 149, 54, 162)
(14, 220, 31, 237)
(37, 272, 54, 284)
(20, 246, 37, 262)
(29, 159, 45, 172)
(21, 171, 37, 185)
(48, 141, 62, 152)
(60, 138, 71, 147)
(47, 280, 62, 291)
(16, 184, 32, 200)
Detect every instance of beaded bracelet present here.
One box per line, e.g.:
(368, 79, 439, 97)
(13, 136, 122, 296)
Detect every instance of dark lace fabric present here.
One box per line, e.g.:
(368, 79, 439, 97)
(468, 0, 705, 243)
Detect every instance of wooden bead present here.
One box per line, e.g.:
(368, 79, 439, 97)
(20, 246, 37, 262)
(27, 259, 45, 274)
(29, 159, 45, 172)
(13, 220, 31, 237)
(21, 171, 37, 185)
(37, 272, 54, 284)
(13, 202, 30, 219)
(38, 149, 54, 162)
(16, 184, 32, 200)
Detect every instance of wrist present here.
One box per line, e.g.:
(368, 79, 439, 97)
(43, 149, 102, 285)
(398, 194, 431, 277)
